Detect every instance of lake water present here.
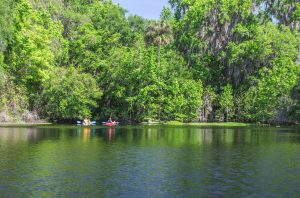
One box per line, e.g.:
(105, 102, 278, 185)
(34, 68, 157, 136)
(0, 125, 299, 197)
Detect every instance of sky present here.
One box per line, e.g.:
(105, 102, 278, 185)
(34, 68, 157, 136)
(112, 0, 170, 19)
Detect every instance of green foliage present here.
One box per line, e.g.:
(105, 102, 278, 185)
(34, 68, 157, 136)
(250, 61, 298, 121)
(68, 1, 130, 74)
(219, 84, 234, 121)
(0, 0, 299, 124)
(170, 0, 254, 75)
(94, 43, 202, 122)
(290, 79, 300, 123)
(38, 67, 102, 120)
(0, 66, 7, 109)
(0, 0, 14, 53)
(200, 86, 217, 121)
(263, 0, 300, 31)
(0, 74, 29, 122)
(128, 15, 147, 42)
(239, 24, 300, 122)
(6, 0, 57, 96)
(171, 0, 300, 124)
(160, 6, 173, 22)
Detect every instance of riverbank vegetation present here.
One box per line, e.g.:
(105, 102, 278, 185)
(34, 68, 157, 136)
(164, 121, 254, 127)
(0, 0, 299, 124)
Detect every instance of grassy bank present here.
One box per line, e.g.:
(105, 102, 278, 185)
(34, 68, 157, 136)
(0, 123, 52, 127)
(164, 121, 255, 127)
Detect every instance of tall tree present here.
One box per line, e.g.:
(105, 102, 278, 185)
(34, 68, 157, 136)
(145, 20, 173, 68)
(5, 0, 65, 105)
(145, 20, 173, 120)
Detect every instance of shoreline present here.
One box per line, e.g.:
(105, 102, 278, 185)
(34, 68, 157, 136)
(163, 121, 299, 127)
(164, 121, 254, 127)
(0, 123, 52, 127)
(0, 122, 298, 128)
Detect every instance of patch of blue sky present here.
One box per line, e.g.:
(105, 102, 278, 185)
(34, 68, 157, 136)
(112, 0, 170, 19)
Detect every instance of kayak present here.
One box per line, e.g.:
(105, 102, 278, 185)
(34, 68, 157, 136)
(77, 121, 96, 126)
(141, 121, 160, 125)
(102, 121, 118, 126)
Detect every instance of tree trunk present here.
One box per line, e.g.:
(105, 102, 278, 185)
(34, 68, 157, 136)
(157, 44, 161, 121)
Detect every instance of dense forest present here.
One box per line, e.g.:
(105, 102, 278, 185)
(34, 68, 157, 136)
(0, 0, 299, 124)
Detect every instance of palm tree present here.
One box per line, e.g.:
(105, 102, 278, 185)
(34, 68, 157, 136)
(145, 21, 173, 67)
(145, 21, 173, 121)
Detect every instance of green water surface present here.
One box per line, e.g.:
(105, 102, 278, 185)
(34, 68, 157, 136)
(0, 125, 299, 197)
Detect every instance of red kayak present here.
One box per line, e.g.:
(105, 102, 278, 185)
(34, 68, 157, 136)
(102, 121, 117, 126)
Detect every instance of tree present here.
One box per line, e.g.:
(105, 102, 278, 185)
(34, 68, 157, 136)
(38, 67, 102, 120)
(169, 0, 255, 75)
(145, 20, 173, 120)
(128, 15, 146, 43)
(0, 71, 28, 122)
(248, 60, 299, 123)
(0, 0, 14, 71)
(68, 1, 130, 74)
(219, 84, 234, 122)
(263, 0, 300, 31)
(5, 0, 66, 106)
(242, 24, 299, 123)
(1, 0, 299, 124)
(0, 0, 13, 49)
(145, 20, 173, 67)
(289, 79, 300, 123)
(200, 86, 217, 122)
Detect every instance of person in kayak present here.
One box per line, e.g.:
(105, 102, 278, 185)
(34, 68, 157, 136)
(108, 117, 112, 123)
(83, 118, 91, 126)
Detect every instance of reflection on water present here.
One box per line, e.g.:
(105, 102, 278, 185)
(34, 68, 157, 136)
(1, 126, 298, 145)
(107, 127, 115, 141)
(0, 126, 300, 197)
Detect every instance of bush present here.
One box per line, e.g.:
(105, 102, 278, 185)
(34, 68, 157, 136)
(38, 67, 102, 120)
